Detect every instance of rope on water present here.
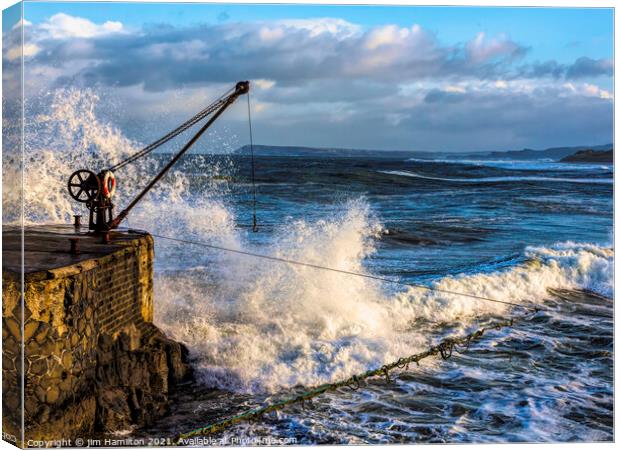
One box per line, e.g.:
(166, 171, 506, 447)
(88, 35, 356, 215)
(176, 311, 535, 442)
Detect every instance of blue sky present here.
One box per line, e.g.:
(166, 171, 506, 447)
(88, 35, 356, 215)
(3, 2, 614, 152)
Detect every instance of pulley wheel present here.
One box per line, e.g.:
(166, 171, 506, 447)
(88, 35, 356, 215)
(67, 169, 100, 203)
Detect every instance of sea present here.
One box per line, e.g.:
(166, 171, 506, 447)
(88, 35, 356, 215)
(14, 89, 613, 444)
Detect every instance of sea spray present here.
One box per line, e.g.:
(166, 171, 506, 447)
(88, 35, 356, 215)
(20, 88, 239, 227)
(152, 199, 425, 393)
(22, 88, 141, 224)
(19, 88, 614, 412)
(155, 219, 613, 392)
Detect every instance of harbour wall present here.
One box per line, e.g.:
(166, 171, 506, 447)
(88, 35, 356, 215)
(2, 227, 191, 447)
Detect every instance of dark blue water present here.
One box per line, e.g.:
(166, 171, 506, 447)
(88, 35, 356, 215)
(228, 156, 611, 281)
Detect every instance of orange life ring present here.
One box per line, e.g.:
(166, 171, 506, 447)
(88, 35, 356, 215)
(101, 171, 116, 198)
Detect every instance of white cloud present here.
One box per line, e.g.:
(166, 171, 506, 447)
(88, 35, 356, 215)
(560, 82, 612, 99)
(582, 83, 613, 100)
(253, 79, 276, 90)
(39, 13, 124, 39)
(466, 32, 521, 63)
(444, 85, 466, 93)
(363, 25, 411, 50)
(258, 26, 284, 42)
(6, 43, 40, 61)
(278, 18, 360, 39)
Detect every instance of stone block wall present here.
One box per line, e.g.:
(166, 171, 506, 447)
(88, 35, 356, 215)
(2, 232, 190, 447)
(2, 271, 23, 447)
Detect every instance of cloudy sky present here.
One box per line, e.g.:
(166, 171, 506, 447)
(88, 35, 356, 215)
(3, 3, 614, 152)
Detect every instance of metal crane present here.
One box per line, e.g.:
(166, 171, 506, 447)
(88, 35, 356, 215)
(67, 81, 250, 233)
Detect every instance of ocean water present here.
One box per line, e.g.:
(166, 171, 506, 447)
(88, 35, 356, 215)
(17, 89, 613, 443)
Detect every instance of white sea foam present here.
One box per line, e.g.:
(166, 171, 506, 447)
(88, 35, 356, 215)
(381, 170, 613, 185)
(406, 158, 613, 172)
(21, 88, 614, 397)
(154, 202, 614, 393)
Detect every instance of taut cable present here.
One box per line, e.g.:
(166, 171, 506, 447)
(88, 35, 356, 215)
(148, 232, 543, 313)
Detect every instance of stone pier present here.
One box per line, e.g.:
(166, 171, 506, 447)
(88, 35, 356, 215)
(2, 225, 191, 447)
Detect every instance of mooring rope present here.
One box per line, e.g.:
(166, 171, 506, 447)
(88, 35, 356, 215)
(148, 233, 542, 313)
(247, 91, 258, 232)
(176, 310, 537, 442)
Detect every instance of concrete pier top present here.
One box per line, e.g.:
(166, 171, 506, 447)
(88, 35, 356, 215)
(2, 225, 151, 276)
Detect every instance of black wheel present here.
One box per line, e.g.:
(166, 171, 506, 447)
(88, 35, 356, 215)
(67, 169, 100, 203)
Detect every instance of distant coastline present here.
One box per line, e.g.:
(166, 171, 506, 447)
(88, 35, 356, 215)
(560, 149, 613, 163)
(234, 143, 613, 161)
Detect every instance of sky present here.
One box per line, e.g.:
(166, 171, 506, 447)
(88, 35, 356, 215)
(2, 2, 614, 152)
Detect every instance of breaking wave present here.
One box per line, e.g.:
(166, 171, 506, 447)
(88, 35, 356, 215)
(381, 170, 613, 185)
(405, 158, 613, 172)
(154, 212, 613, 392)
(19, 88, 614, 397)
